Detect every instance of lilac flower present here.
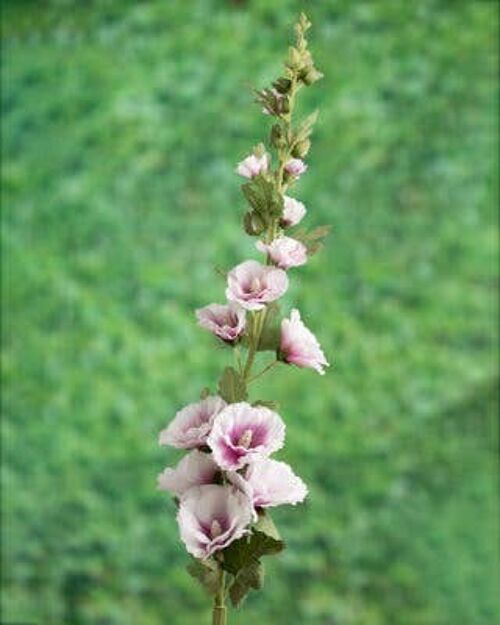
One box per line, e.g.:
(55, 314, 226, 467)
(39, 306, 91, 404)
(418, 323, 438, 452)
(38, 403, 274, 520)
(256, 236, 308, 270)
(281, 196, 307, 227)
(231, 458, 308, 509)
(284, 158, 307, 177)
(226, 260, 289, 311)
(196, 303, 246, 343)
(280, 309, 329, 375)
(177, 484, 253, 559)
(159, 396, 227, 449)
(157, 450, 219, 498)
(236, 153, 269, 179)
(207, 402, 286, 471)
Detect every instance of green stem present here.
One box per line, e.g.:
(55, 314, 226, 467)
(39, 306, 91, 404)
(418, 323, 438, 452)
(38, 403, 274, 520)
(212, 566, 227, 625)
(248, 359, 278, 384)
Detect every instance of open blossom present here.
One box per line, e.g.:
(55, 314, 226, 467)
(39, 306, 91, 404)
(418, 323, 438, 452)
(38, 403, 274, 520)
(281, 196, 306, 227)
(157, 450, 219, 498)
(196, 303, 246, 343)
(159, 396, 227, 449)
(285, 158, 307, 177)
(226, 260, 288, 311)
(236, 153, 269, 179)
(208, 402, 285, 470)
(233, 458, 308, 508)
(177, 484, 253, 559)
(280, 309, 329, 375)
(256, 236, 308, 270)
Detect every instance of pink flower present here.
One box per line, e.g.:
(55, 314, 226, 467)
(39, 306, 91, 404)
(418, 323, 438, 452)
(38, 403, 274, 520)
(196, 303, 246, 343)
(159, 396, 227, 449)
(233, 458, 308, 508)
(226, 260, 289, 311)
(256, 236, 308, 269)
(280, 309, 329, 375)
(236, 153, 269, 179)
(285, 158, 307, 177)
(177, 484, 253, 559)
(281, 196, 306, 227)
(207, 402, 285, 471)
(157, 450, 219, 498)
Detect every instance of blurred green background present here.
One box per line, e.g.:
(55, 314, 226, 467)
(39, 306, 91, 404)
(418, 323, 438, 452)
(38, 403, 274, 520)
(1, 1, 498, 624)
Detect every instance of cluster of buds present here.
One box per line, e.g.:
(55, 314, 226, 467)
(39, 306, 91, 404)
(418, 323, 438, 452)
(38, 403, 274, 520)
(157, 14, 329, 623)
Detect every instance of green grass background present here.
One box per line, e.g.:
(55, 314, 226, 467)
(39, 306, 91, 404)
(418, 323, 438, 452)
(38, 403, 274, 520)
(1, 1, 498, 624)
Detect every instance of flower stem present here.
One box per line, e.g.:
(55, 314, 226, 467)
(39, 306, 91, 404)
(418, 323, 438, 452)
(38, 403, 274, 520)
(248, 359, 278, 384)
(212, 565, 227, 625)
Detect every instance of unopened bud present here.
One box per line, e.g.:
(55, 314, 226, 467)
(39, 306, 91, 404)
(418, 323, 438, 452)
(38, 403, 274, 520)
(244, 211, 266, 236)
(270, 123, 286, 149)
(292, 138, 311, 158)
(301, 66, 324, 86)
(272, 77, 292, 94)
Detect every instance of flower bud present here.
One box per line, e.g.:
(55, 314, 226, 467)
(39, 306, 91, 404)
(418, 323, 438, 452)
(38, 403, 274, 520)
(272, 77, 292, 94)
(301, 66, 324, 86)
(292, 138, 311, 158)
(270, 123, 286, 150)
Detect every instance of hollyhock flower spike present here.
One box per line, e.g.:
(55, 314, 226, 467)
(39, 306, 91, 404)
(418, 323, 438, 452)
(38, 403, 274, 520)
(157, 14, 328, 620)
(226, 260, 289, 310)
(284, 158, 308, 177)
(196, 303, 246, 343)
(256, 236, 308, 269)
(159, 396, 226, 449)
(280, 309, 329, 375)
(281, 195, 307, 227)
(233, 458, 308, 509)
(236, 153, 269, 179)
(207, 402, 286, 471)
(157, 450, 219, 498)
(177, 484, 253, 559)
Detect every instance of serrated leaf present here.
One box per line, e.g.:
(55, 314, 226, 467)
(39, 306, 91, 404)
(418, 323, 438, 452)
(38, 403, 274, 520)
(292, 224, 331, 256)
(186, 558, 219, 596)
(218, 366, 247, 403)
(229, 560, 264, 608)
(253, 510, 283, 550)
(241, 177, 283, 220)
(222, 511, 285, 577)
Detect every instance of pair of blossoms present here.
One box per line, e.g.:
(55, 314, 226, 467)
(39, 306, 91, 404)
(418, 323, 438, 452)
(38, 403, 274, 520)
(157, 151, 328, 561)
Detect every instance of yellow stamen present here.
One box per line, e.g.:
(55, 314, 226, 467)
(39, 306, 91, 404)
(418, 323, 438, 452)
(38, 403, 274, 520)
(237, 429, 253, 448)
(210, 519, 222, 538)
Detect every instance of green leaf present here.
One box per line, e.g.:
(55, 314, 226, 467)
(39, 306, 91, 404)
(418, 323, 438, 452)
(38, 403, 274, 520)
(241, 177, 283, 220)
(229, 560, 264, 608)
(292, 224, 331, 256)
(253, 510, 284, 552)
(218, 366, 247, 403)
(186, 558, 219, 596)
(222, 511, 285, 577)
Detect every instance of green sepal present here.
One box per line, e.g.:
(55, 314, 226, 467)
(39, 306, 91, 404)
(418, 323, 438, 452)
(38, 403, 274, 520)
(218, 366, 247, 403)
(253, 399, 279, 410)
(186, 557, 219, 596)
